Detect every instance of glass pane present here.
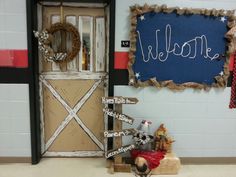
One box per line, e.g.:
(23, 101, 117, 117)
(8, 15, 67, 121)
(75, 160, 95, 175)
(79, 16, 93, 71)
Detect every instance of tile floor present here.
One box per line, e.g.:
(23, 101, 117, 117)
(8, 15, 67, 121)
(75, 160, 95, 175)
(0, 158, 236, 177)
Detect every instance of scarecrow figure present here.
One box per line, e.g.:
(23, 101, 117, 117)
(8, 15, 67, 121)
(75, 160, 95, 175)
(154, 124, 174, 152)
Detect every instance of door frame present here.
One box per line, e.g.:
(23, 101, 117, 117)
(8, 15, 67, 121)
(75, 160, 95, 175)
(26, 0, 116, 164)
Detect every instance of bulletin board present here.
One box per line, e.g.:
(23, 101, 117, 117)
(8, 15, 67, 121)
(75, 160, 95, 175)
(128, 5, 235, 90)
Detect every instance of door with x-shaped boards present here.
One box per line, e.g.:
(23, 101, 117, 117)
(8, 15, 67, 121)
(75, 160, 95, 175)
(39, 5, 108, 157)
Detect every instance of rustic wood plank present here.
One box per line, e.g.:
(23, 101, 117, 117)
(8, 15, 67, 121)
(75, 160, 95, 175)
(104, 129, 136, 138)
(95, 17, 105, 72)
(51, 15, 61, 72)
(39, 78, 45, 154)
(102, 97, 139, 104)
(103, 108, 134, 125)
(114, 104, 122, 164)
(42, 72, 107, 80)
(44, 151, 104, 157)
(105, 144, 135, 159)
(39, 2, 106, 8)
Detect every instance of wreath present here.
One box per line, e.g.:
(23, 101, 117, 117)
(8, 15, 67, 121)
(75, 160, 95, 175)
(34, 22, 81, 63)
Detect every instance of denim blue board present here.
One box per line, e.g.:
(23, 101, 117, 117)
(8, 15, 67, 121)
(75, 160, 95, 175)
(133, 11, 228, 85)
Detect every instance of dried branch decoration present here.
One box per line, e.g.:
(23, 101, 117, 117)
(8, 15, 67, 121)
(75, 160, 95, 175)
(34, 22, 80, 63)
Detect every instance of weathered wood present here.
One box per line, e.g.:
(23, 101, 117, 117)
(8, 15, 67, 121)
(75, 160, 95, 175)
(95, 17, 105, 72)
(104, 129, 137, 138)
(151, 153, 181, 175)
(102, 96, 138, 104)
(103, 108, 134, 125)
(40, 6, 108, 157)
(114, 104, 123, 164)
(42, 72, 107, 80)
(51, 15, 61, 72)
(114, 164, 132, 173)
(39, 2, 106, 8)
(44, 151, 104, 157)
(105, 144, 135, 159)
(39, 80, 45, 154)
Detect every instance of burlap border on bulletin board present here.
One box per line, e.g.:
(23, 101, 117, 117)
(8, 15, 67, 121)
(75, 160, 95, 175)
(128, 4, 236, 90)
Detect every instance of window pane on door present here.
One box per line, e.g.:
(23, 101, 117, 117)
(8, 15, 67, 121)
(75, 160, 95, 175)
(79, 16, 93, 72)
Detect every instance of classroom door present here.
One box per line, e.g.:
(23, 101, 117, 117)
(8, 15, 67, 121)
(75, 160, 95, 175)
(39, 5, 108, 157)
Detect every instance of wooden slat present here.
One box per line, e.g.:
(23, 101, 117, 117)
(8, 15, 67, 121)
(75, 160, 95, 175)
(103, 108, 134, 125)
(51, 15, 61, 72)
(95, 17, 105, 72)
(105, 144, 135, 159)
(40, 2, 106, 8)
(104, 129, 136, 138)
(39, 80, 45, 153)
(41, 72, 107, 80)
(114, 104, 122, 164)
(66, 15, 77, 71)
(102, 96, 139, 104)
(44, 151, 104, 157)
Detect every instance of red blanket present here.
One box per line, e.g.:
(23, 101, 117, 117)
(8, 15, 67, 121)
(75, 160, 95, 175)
(131, 149, 165, 170)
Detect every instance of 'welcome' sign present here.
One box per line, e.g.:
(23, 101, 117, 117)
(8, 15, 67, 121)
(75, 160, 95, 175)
(129, 5, 233, 90)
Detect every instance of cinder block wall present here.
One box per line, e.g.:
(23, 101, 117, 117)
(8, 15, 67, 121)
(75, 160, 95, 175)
(0, 0, 30, 157)
(115, 0, 236, 157)
(0, 84, 31, 157)
(115, 87, 236, 157)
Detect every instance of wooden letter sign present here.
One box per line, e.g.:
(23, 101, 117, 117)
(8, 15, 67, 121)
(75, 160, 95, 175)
(105, 144, 135, 158)
(103, 108, 134, 125)
(102, 96, 138, 104)
(104, 129, 137, 138)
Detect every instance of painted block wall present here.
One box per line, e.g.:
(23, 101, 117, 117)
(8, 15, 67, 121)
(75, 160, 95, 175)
(0, 0, 27, 49)
(115, 0, 236, 157)
(0, 0, 28, 68)
(0, 0, 31, 157)
(0, 84, 31, 157)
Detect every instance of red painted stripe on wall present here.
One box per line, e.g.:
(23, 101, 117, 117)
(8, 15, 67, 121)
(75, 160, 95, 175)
(114, 52, 129, 69)
(0, 49, 28, 68)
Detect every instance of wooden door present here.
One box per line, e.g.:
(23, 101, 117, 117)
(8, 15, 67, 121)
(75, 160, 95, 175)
(39, 5, 108, 157)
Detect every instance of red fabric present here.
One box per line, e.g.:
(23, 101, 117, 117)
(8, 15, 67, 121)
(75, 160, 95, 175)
(229, 53, 236, 108)
(131, 149, 165, 170)
(0, 49, 28, 68)
(114, 52, 129, 69)
(229, 54, 235, 71)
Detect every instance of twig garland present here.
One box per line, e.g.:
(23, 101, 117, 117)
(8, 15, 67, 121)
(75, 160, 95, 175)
(128, 4, 235, 90)
(34, 22, 80, 63)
